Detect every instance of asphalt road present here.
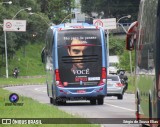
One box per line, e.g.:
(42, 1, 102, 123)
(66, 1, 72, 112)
(4, 85, 140, 127)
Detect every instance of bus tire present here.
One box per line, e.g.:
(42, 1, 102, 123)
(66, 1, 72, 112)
(50, 97, 53, 104)
(55, 97, 66, 105)
(149, 95, 152, 118)
(59, 98, 66, 105)
(90, 98, 96, 105)
(97, 97, 104, 105)
(54, 98, 59, 105)
(136, 92, 140, 121)
(52, 98, 57, 105)
(49, 97, 56, 105)
(117, 94, 123, 100)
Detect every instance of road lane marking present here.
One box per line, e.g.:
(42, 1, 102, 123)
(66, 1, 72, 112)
(35, 87, 47, 93)
(105, 103, 135, 112)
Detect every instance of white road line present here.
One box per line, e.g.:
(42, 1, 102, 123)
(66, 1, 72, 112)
(105, 103, 135, 112)
(34, 87, 46, 93)
(34, 87, 135, 112)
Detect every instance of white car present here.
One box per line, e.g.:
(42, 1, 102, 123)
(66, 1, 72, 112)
(107, 75, 125, 99)
(108, 66, 118, 74)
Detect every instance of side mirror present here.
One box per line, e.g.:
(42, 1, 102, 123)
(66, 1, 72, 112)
(41, 47, 46, 63)
(126, 21, 138, 51)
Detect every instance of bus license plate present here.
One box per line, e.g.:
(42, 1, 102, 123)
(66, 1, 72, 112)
(75, 77, 87, 82)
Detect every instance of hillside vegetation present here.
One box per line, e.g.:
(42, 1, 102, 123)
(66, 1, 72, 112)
(0, 0, 138, 74)
(0, 42, 45, 77)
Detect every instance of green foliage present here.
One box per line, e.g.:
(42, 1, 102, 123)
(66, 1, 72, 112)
(40, 0, 75, 24)
(109, 35, 125, 55)
(0, 88, 100, 127)
(0, 0, 75, 73)
(119, 50, 135, 72)
(27, 12, 49, 41)
(0, 42, 45, 77)
(0, 0, 137, 75)
(108, 35, 135, 72)
(74, 0, 139, 73)
(127, 76, 135, 93)
(0, 2, 46, 58)
(0, 77, 46, 85)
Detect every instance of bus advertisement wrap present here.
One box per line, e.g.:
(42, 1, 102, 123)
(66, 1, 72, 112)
(57, 29, 102, 87)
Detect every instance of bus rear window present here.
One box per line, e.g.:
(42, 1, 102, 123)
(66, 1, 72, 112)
(57, 29, 101, 46)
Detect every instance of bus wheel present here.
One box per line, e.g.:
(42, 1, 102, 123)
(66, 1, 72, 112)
(56, 98, 66, 105)
(136, 92, 140, 121)
(149, 95, 152, 118)
(97, 97, 104, 105)
(50, 97, 56, 105)
(117, 94, 123, 100)
(53, 98, 57, 105)
(50, 97, 53, 104)
(90, 98, 96, 105)
(59, 99, 66, 105)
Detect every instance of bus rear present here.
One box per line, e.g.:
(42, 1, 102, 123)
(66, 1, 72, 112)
(54, 24, 107, 105)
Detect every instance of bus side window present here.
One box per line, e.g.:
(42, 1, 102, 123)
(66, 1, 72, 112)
(45, 29, 49, 54)
(45, 28, 54, 56)
(41, 47, 46, 63)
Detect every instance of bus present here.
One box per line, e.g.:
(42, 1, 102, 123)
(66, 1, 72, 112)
(126, 0, 160, 126)
(41, 23, 107, 105)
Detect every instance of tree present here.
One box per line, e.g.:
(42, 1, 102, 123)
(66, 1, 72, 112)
(109, 35, 125, 55)
(39, 0, 75, 24)
(0, 0, 77, 60)
(119, 50, 135, 72)
(81, 0, 140, 22)
(0, 0, 43, 59)
(0, 0, 79, 76)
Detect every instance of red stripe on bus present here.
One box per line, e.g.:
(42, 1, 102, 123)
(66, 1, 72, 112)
(65, 44, 96, 47)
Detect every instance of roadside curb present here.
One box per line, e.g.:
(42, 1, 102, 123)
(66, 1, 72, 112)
(125, 91, 135, 94)
(0, 83, 45, 88)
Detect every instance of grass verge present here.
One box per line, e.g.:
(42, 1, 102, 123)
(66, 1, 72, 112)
(0, 75, 135, 127)
(0, 77, 46, 86)
(0, 88, 99, 127)
(0, 43, 45, 76)
(126, 76, 135, 94)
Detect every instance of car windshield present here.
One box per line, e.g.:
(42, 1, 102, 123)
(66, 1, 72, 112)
(107, 76, 119, 81)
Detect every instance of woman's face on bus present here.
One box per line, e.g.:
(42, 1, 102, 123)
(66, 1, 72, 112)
(68, 39, 89, 69)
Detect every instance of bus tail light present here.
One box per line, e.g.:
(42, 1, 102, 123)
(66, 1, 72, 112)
(55, 69, 63, 87)
(98, 67, 107, 86)
(101, 67, 107, 79)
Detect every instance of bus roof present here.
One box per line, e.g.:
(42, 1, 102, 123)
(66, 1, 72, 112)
(50, 23, 102, 30)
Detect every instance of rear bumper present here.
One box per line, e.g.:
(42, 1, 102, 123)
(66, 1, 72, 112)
(55, 84, 107, 98)
(109, 70, 117, 74)
(107, 87, 123, 95)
